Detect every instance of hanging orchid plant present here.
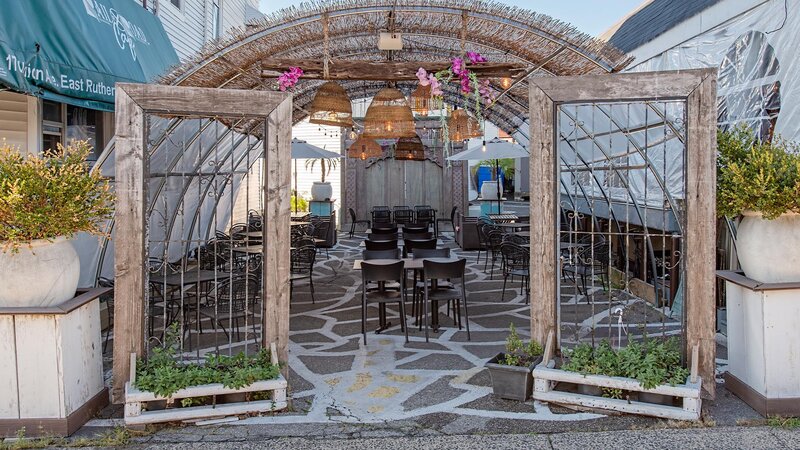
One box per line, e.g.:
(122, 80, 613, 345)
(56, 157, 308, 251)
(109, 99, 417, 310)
(415, 51, 496, 121)
(277, 66, 304, 91)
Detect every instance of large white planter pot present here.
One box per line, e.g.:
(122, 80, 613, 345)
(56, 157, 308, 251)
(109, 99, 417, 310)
(0, 236, 79, 307)
(480, 180, 500, 199)
(736, 211, 800, 283)
(310, 181, 333, 201)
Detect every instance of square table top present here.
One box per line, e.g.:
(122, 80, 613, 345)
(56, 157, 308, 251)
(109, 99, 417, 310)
(155, 269, 222, 286)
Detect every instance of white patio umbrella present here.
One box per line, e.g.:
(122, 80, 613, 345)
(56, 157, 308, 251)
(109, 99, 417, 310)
(447, 137, 529, 200)
(291, 138, 344, 212)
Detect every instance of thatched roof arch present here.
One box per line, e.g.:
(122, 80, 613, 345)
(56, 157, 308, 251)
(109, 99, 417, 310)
(160, 0, 631, 136)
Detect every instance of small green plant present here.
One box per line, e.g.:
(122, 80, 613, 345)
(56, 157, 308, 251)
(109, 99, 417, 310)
(0, 141, 114, 252)
(768, 416, 800, 429)
(0, 427, 137, 449)
(563, 337, 689, 390)
(291, 194, 309, 212)
(135, 323, 280, 399)
(717, 125, 800, 219)
(498, 323, 543, 367)
(305, 157, 338, 183)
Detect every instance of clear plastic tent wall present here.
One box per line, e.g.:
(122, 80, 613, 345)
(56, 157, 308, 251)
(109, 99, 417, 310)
(74, 117, 263, 287)
(627, 0, 800, 143)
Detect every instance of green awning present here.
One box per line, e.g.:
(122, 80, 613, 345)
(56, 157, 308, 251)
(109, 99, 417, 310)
(0, 0, 179, 111)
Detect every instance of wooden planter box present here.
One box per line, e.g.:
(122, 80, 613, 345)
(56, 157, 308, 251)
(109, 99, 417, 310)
(531, 332, 702, 421)
(124, 344, 288, 425)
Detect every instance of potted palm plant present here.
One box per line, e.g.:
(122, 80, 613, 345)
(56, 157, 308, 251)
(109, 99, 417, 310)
(717, 126, 800, 282)
(306, 157, 338, 201)
(0, 141, 113, 307)
(485, 323, 543, 401)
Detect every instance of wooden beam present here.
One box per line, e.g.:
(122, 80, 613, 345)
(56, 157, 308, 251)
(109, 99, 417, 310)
(528, 83, 557, 349)
(111, 86, 146, 404)
(262, 97, 292, 374)
(116, 84, 289, 117)
(685, 70, 718, 399)
(260, 59, 528, 81)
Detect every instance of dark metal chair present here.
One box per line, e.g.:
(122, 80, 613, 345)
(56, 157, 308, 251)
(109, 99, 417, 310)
(310, 217, 332, 259)
(360, 261, 409, 344)
(371, 207, 392, 226)
(436, 206, 458, 237)
(199, 275, 260, 341)
(349, 208, 371, 238)
(562, 241, 611, 295)
(290, 245, 316, 303)
(98, 277, 115, 353)
(365, 239, 398, 251)
(362, 249, 402, 260)
(371, 225, 399, 234)
(409, 248, 451, 318)
(500, 243, 530, 303)
(415, 206, 436, 234)
(402, 231, 433, 240)
(402, 237, 437, 258)
(393, 206, 414, 226)
(421, 258, 469, 342)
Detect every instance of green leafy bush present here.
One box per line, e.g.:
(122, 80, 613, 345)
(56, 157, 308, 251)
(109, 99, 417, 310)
(497, 323, 543, 367)
(0, 141, 113, 251)
(717, 126, 800, 219)
(291, 194, 308, 212)
(563, 337, 689, 390)
(135, 324, 280, 398)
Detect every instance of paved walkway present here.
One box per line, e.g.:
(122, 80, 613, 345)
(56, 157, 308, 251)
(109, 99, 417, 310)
(112, 425, 800, 449)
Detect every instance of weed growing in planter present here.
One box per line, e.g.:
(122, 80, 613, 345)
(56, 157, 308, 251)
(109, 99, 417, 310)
(135, 324, 280, 398)
(563, 337, 689, 390)
(497, 323, 543, 367)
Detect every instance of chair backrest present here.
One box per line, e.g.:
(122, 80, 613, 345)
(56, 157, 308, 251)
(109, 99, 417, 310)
(293, 235, 316, 248)
(449, 206, 458, 222)
(423, 258, 467, 280)
(403, 238, 437, 257)
(349, 208, 357, 222)
(393, 208, 414, 224)
(362, 248, 402, 260)
(312, 219, 330, 240)
(371, 226, 398, 234)
(500, 242, 529, 269)
(362, 260, 405, 284)
(402, 224, 428, 234)
(503, 233, 529, 245)
(212, 275, 261, 312)
(402, 231, 433, 240)
(372, 208, 392, 224)
(412, 248, 451, 259)
(365, 239, 398, 251)
(367, 232, 399, 241)
(415, 206, 434, 222)
(290, 245, 316, 273)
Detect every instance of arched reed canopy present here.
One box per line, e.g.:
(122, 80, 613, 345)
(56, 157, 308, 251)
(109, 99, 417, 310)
(159, 0, 632, 141)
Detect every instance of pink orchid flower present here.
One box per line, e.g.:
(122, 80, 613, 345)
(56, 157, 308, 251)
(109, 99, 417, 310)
(416, 68, 430, 86)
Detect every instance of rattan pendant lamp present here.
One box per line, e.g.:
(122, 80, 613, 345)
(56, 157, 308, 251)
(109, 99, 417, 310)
(447, 108, 483, 142)
(409, 84, 431, 116)
(347, 136, 383, 160)
(308, 81, 354, 128)
(394, 135, 426, 161)
(362, 87, 417, 139)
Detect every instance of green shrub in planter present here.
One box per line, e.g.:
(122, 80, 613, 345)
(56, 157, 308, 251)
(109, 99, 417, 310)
(0, 141, 113, 252)
(717, 125, 800, 219)
(485, 324, 543, 401)
(562, 338, 689, 394)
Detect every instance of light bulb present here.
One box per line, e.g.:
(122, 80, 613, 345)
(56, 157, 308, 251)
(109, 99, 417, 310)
(482, 140, 487, 152)
(501, 77, 512, 89)
(361, 152, 366, 160)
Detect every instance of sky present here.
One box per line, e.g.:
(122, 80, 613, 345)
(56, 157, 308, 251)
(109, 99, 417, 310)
(257, 0, 645, 37)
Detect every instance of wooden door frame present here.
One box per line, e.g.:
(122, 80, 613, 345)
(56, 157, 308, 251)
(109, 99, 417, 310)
(112, 83, 292, 402)
(528, 69, 718, 397)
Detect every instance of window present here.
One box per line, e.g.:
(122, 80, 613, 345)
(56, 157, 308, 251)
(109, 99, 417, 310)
(170, 0, 180, 8)
(211, 0, 221, 39)
(41, 100, 105, 162)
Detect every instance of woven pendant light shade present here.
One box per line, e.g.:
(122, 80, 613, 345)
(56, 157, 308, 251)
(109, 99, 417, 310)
(394, 136, 426, 161)
(409, 84, 431, 116)
(309, 82, 354, 128)
(362, 87, 417, 139)
(347, 136, 383, 160)
(447, 109, 483, 142)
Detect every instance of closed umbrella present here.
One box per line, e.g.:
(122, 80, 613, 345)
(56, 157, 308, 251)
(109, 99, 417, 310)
(291, 138, 344, 213)
(447, 137, 529, 201)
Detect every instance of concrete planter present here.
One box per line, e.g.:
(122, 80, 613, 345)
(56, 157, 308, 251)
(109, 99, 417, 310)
(737, 211, 800, 283)
(485, 353, 542, 401)
(480, 180, 500, 200)
(310, 181, 333, 201)
(0, 236, 80, 307)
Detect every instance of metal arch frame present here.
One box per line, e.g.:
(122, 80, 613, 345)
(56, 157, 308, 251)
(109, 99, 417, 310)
(172, 2, 619, 86)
